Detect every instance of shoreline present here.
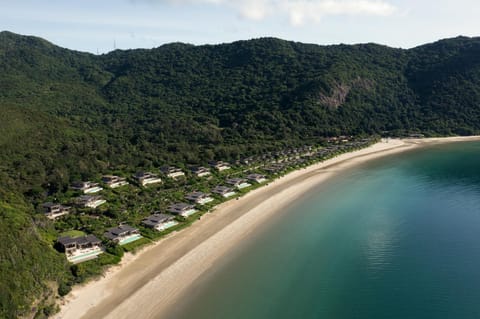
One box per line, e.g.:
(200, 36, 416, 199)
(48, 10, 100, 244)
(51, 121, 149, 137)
(54, 136, 480, 319)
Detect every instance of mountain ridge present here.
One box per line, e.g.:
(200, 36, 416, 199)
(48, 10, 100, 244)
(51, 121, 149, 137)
(2, 31, 480, 317)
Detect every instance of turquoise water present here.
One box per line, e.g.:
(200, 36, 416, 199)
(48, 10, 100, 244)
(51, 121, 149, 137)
(170, 142, 480, 319)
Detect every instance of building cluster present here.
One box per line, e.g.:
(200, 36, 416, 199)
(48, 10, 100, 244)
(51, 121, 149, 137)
(242, 139, 373, 174)
(43, 138, 373, 264)
(46, 161, 268, 263)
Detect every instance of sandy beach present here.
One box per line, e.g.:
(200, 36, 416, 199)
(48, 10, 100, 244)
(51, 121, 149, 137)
(54, 136, 480, 319)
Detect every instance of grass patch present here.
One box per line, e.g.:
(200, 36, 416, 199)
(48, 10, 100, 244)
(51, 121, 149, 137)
(59, 230, 86, 238)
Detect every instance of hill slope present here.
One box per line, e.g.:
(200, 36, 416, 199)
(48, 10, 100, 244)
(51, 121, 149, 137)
(2, 31, 480, 316)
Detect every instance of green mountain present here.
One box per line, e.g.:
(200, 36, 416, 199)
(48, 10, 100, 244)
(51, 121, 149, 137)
(2, 31, 480, 317)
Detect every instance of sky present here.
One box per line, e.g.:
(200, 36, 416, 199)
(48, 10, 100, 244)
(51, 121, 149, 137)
(1, 0, 480, 54)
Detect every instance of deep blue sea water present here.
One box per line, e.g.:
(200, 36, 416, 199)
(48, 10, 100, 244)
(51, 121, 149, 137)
(170, 142, 480, 319)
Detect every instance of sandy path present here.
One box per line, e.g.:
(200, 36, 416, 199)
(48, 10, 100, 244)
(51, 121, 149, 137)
(54, 136, 480, 319)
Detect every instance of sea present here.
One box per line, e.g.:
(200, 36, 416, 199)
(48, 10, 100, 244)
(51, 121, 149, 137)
(169, 141, 480, 319)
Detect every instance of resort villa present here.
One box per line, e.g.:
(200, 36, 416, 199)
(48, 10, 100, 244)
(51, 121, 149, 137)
(132, 172, 162, 186)
(212, 185, 236, 198)
(264, 164, 286, 174)
(209, 161, 231, 171)
(76, 195, 106, 209)
(226, 178, 252, 190)
(142, 213, 179, 232)
(102, 175, 129, 188)
(71, 181, 103, 194)
(104, 224, 142, 245)
(246, 173, 267, 184)
(161, 166, 185, 179)
(57, 234, 103, 264)
(185, 191, 214, 205)
(42, 202, 70, 220)
(167, 203, 197, 217)
(190, 166, 211, 177)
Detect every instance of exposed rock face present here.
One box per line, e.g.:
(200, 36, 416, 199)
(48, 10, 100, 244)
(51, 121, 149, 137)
(318, 78, 375, 109)
(318, 82, 351, 109)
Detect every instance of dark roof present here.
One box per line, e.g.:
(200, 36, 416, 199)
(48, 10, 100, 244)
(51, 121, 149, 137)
(142, 214, 174, 227)
(161, 166, 181, 173)
(208, 160, 230, 166)
(133, 172, 156, 179)
(85, 234, 101, 244)
(186, 191, 207, 199)
(142, 220, 159, 227)
(168, 203, 194, 211)
(71, 181, 86, 188)
(212, 185, 233, 193)
(77, 195, 95, 201)
(105, 225, 138, 238)
(247, 173, 265, 179)
(104, 233, 117, 240)
(154, 213, 173, 221)
(144, 214, 173, 223)
(226, 178, 245, 184)
(58, 236, 77, 246)
(76, 237, 90, 246)
(75, 235, 101, 246)
(71, 181, 97, 189)
(57, 235, 101, 246)
(76, 195, 103, 204)
(102, 175, 124, 182)
(42, 202, 59, 208)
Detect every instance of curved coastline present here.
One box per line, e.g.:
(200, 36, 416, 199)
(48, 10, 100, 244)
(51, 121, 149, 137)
(54, 136, 480, 319)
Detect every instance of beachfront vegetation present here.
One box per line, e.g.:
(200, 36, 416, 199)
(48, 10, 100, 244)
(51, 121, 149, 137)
(2, 30, 480, 316)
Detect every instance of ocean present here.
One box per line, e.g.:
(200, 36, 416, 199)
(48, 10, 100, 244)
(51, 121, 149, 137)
(170, 141, 480, 319)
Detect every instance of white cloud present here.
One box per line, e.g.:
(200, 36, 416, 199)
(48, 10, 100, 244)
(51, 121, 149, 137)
(138, 0, 398, 25)
(236, 0, 270, 20)
(281, 0, 397, 26)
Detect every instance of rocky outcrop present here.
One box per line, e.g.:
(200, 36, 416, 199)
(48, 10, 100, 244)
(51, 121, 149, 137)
(317, 78, 375, 109)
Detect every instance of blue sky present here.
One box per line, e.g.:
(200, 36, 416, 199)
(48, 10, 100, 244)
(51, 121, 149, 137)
(1, 0, 480, 54)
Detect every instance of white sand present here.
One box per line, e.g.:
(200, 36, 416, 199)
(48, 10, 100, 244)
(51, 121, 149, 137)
(54, 136, 480, 319)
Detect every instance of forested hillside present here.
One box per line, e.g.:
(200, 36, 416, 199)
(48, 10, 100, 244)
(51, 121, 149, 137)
(1, 31, 480, 317)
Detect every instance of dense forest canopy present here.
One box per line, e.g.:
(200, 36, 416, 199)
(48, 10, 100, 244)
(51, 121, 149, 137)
(1, 31, 480, 317)
(2, 32, 480, 194)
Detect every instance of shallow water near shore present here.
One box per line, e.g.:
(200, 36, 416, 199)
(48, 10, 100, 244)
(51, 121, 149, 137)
(168, 141, 480, 319)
